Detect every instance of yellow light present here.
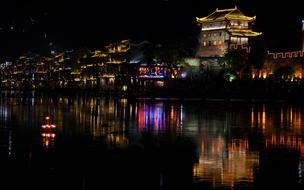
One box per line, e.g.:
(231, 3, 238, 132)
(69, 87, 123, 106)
(251, 107, 254, 128)
(71, 71, 81, 75)
(122, 85, 127, 91)
(262, 106, 266, 129)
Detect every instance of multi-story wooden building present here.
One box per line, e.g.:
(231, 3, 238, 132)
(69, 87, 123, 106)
(196, 6, 261, 58)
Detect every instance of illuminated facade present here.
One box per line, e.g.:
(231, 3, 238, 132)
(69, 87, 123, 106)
(0, 61, 13, 88)
(135, 65, 183, 79)
(254, 21, 304, 80)
(9, 53, 51, 89)
(196, 7, 261, 58)
(49, 52, 65, 87)
(93, 40, 131, 90)
(105, 40, 130, 64)
(1, 40, 131, 90)
(254, 50, 304, 80)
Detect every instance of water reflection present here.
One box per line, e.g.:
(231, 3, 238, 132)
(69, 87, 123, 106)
(0, 96, 304, 189)
(41, 132, 56, 148)
(194, 137, 259, 188)
(185, 103, 303, 188)
(137, 101, 184, 135)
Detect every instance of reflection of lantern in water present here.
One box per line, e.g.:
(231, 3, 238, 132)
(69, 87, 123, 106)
(41, 133, 56, 148)
(41, 115, 57, 131)
(40, 115, 57, 148)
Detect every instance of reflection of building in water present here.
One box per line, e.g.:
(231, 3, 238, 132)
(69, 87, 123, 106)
(137, 101, 183, 133)
(41, 133, 56, 148)
(138, 102, 166, 132)
(265, 133, 304, 150)
(193, 137, 259, 188)
(58, 97, 131, 147)
(4, 97, 304, 186)
(250, 104, 304, 182)
(0, 106, 9, 121)
(260, 132, 304, 185)
(251, 105, 303, 131)
(0, 105, 13, 156)
(3, 96, 131, 148)
(104, 133, 129, 148)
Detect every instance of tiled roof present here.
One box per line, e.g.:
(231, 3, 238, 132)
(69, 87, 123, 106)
(197, 7, 256, 23)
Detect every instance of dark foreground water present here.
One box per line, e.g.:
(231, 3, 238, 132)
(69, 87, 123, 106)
(0, 95, 304, 189)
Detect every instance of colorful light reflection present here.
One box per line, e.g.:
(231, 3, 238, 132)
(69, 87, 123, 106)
(138, 102, 183, 133)
(138, 102, 165, 132)
(194, 137, 259, 188)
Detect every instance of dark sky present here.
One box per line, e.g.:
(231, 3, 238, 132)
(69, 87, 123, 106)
(1, 0, 304, 59)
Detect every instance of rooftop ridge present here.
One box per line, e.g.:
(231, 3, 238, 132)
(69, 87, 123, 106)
(215, 7, 237, 12)
(197, 7, 256, 22)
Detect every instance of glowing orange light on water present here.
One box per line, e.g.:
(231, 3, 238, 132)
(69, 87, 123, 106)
(41, 124, 56, 129)
(41, 133, 56, 138)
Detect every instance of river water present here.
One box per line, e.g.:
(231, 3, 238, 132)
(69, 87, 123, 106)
(0, 95, 303, 189)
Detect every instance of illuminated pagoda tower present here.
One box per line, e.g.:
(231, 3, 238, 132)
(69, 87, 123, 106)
(196, 6, 261, 60)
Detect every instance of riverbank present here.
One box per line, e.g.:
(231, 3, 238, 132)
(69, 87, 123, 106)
(1, 78, 304, 102)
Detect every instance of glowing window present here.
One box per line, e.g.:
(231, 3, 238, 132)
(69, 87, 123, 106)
(218, 41, 223, 45)
(203, 34, 207, 38)
(213, 41, 217, 46)
(213, 33, 217, 37)
(203, 42, 207, 47)
(208, 33, 211, 37)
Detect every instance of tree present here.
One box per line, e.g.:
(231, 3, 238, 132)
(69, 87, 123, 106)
(249, 38, 267, 74)
(223, 48, 249, 78)
(274, 65, 295, 80)
(153, 33, 198, 67)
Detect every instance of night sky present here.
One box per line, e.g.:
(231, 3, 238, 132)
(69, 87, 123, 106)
(1, 0, 304, 59)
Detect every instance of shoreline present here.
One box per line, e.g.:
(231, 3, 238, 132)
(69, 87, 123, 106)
(0, 88, 303, 104)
